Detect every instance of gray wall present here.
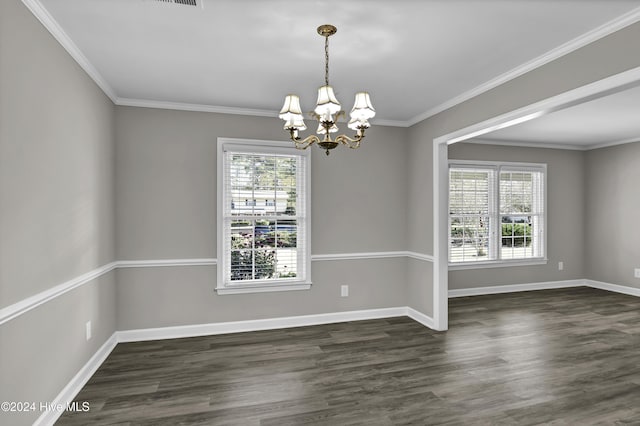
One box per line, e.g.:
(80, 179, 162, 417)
(448, 143, 585, 289)
(585, 142, 640, 289)
(114, 106, 409, 329)
(406, 22, 640, 311)
(116, 259, 407, 329)
(0, 0, 116, 424)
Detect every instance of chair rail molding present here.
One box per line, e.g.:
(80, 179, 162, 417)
(0, 262, 117, 326)
(0, 251, 435, 325)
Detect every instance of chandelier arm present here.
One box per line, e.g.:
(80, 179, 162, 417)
(335, 133, 365, 149)
(290, 133, 321, 150)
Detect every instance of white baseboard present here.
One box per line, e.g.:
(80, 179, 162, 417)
(117, 307, 416, 343)
(448, 278, 640, 299)
(586, 279, 640, 298)
(33, 333, 118, 426)
(448, 279, 586, 298)
(407, 307, 435, 329)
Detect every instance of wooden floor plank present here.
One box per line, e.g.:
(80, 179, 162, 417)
(57, 287, 640, 425)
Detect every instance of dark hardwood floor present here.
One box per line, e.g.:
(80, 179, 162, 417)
(57, 287, 640, 425)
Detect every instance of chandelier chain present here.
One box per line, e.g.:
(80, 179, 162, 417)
(324, 35, 329, 86)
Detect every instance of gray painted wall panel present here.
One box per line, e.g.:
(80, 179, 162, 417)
(585, 142, 640, 289)
(407, 258, 433, 316)
(116, 259, 406, 330)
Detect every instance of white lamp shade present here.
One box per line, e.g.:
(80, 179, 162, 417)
(314, 85, 341, 116)
(348, 117, 370, 131)
(279, 95, 304, 121)
(284, 116, 307, 131)
(350, 92, 375, 120)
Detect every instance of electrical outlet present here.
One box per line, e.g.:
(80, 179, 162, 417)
(340, 285, 349, 297)
(558, 261, 564, 271)
(85, 321, 92, 341)
(635, 269, 640, 279)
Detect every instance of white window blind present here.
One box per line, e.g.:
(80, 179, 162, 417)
(449, 162, 545, 266)
(449, 167, 496, 263)
(217, 139, 310, 293)
(499, 168, 544, 260)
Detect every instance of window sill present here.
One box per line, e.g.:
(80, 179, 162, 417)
(215, 282, 312, 295)
(449, 259, 547, 271)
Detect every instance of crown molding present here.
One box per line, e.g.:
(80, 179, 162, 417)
(370, 118, 410, 128)
(470, 138, 587, 151)
(586, 136, 640, 151)
(21, 0, 118, 102)
(115, 98, 277, 118)
(406, 6, 640, 126)
(470, 135, 640, 152)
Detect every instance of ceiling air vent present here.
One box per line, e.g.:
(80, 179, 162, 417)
(152, 0, 198, 6)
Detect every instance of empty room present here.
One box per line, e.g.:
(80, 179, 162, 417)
(2, 0, 640, 424)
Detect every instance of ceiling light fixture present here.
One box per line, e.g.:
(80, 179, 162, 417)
(279, 25, 375, 155)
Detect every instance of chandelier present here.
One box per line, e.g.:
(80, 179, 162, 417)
(279, 25, 376, 155)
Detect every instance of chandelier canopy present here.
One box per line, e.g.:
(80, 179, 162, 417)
(279, 25, 375, 155)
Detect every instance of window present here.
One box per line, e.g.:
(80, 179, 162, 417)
(217, 138, 311, 294)
(449, 161, 546, 268)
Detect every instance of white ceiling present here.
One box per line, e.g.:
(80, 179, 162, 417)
(475, 83, 640, 150)
(34, 0, 640, 125)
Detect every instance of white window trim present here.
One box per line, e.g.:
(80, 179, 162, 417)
(449, 259, 548, 271)
(216, 138, 312, 294)
(448, 159, 548, 269)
